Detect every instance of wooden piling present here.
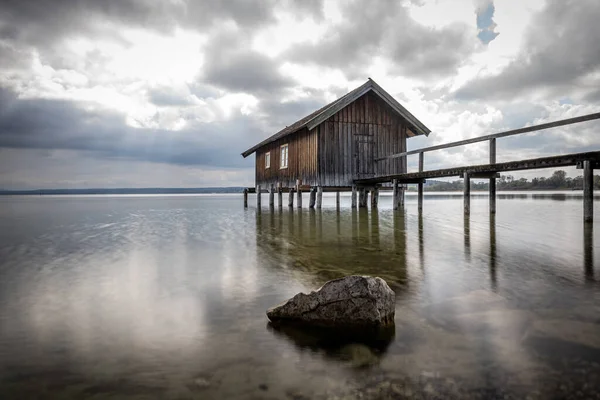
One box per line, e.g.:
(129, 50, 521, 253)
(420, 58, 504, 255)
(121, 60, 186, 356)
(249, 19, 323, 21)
(417, 181, 423, 212)
(489, 138, 496, 214)
(336, 191, 340, 209)
(464, 172, 470, 214)
(317, 186, 323, 209)
(393, 179, 403, 210)
(296, 179, 302, 208)
(584, 160, 593, 222)
(359, 187, 368, 208)
(243, 188, 248, 208)
(256, 185, 261, 208)
(371, 187, 379, 208)
(351, 186, 357, 208)
(277, 182, 283, 208)
(288, 188, 294, 208)
(309, 187, 316, 208)
(269, 184, 275, 208)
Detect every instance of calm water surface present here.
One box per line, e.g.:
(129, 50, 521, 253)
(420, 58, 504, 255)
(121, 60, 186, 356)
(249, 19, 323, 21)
(1, 193, 599, 399)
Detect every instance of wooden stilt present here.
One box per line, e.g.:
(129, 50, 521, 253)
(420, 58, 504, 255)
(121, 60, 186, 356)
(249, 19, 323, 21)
(336, 191, 340, 209)
(417, 181, 423, 212)
(464, 172, 470, 214)
(393, 179, 402, 210)
(243, 188, 248, 208)
(584, 160, 593, 222)
(296, 179, 302, 208)
(351, 186, 357, 208)
(288, 188, 294, 208)
(371, 187, 379, 208)
(309, 187, 316, 208)
(359, 187, 367, 208)
(269, 184, 274, 208)
(256, 184, 261, 208)
(277, 182, 283, 208)
(400, 185, 405, 208)
(489, 178, 496, 214)
(316, 186, 323, 209)
(489, 138, 496, 214)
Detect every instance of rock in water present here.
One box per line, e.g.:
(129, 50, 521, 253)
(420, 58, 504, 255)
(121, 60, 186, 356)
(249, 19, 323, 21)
(267, 276, 395, 328)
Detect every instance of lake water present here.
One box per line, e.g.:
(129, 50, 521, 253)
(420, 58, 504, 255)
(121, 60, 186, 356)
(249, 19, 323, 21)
(0, 193, 599, 399)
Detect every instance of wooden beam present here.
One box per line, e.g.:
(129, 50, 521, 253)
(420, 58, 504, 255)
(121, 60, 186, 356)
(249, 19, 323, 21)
(377, 112, 600, 162)
(357, 151, 600, 185)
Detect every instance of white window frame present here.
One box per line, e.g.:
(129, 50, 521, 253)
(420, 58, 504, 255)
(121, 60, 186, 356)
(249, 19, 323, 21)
(280, 144, 288, 169)
(265, 152, 270, 169)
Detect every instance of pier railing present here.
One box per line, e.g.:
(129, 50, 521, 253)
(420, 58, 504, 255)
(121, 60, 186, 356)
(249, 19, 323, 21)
(373, 112, 600, 221)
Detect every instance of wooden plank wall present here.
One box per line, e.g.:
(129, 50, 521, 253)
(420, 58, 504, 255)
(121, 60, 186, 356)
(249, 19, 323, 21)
(318, 91, 407, 186)
(255, 128, 318, 188)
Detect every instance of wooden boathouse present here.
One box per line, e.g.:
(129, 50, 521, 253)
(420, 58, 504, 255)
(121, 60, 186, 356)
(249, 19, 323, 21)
(241, 78, 430, 208)
(242, 79, 600, 222)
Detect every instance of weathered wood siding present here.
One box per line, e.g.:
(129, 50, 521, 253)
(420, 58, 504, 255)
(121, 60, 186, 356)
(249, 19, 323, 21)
(255, 128, 318, 188)
(317, 91, 407, 186)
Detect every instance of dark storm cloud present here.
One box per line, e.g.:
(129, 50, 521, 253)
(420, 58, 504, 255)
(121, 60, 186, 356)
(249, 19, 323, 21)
(0, 87, 262, 168)
(285, 0, 474, 79)
(203, 50, 295, 93)
(455, 0, 600, 101)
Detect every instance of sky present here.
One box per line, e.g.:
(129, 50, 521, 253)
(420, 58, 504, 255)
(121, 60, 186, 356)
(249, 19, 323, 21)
(0, 0, 599, 189)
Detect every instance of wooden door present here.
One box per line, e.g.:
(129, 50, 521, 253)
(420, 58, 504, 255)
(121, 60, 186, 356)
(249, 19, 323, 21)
(355, 128, 374, 178)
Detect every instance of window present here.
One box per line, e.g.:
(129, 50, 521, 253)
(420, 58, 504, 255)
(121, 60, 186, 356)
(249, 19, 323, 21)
(265, 152, 270, 169)
(280, 144, 288, 169)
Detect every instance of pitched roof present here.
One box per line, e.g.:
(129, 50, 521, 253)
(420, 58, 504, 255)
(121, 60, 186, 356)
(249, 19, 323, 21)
(241, 78, 431, 158)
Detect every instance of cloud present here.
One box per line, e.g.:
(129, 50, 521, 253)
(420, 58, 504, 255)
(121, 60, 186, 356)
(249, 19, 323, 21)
(204, 49, 295, 94)
(0, 87, 263, 169)
(455, 0, 600, 102)
(285, 0, 475, 80)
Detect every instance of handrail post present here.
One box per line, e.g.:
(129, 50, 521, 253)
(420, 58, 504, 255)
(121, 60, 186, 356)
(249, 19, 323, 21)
(418, 152, 424, 173)
(489, 138, 496, 214)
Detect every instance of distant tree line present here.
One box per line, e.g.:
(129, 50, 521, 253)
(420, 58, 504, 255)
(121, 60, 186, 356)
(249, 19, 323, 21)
(414, 170, 600, 191)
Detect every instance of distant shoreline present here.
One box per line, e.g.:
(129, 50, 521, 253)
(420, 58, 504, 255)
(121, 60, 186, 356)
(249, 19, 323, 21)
(0, 187, 585, 196)
(0, 187, 246, 196)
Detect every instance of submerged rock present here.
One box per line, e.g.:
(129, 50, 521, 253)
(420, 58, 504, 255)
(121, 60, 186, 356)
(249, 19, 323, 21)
(266, 275, 395, 328)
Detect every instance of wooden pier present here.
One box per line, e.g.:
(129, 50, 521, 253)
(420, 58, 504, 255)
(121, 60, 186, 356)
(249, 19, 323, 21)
(246, 112, 600, 223)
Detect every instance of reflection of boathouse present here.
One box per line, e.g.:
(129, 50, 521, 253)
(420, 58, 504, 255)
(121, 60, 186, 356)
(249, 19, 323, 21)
(242, 78, 430, 208)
